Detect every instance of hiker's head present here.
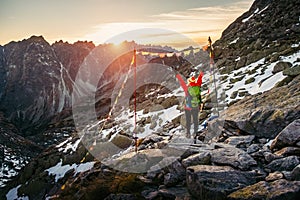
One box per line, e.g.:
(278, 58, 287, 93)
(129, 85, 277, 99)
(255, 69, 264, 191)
(188, 76, 196, 84)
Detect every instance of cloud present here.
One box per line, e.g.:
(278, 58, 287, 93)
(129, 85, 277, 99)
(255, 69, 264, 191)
(83, 1, 253, 49)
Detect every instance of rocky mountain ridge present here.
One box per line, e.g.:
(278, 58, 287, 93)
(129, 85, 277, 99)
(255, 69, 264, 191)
(0, 36, 95, 136)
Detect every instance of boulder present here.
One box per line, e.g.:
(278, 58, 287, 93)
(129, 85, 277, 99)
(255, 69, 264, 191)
(247, 144, 260, 154)
(104, 194, 137, 200)
(266, 156, 299, 172)
(142, 186, 190, 200)
(111, 134, 133, 150)
(274, 147, 300, 157)
(228, 179, 300, 200)
(283, 65, 300, 76)
(210, 147, 257, 170)
(224, 135, 255, 148)
(164, 173, 179, 187)
(263, 152, 281, 163)
(270, 119, 300, 151)
(182, 151, 211, 168)
(165, 158, 186, 181)
(265, 171, 284, 182)
(235, 56, 247, 69)
(291, 164, 300, 181)
(272, 62, 292, 74)
(186, 165, 256, 200)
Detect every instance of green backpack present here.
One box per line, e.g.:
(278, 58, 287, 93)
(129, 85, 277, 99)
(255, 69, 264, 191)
(187, 86, 201, 108)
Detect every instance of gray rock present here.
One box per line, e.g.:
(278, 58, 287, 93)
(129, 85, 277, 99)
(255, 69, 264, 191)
(181, 151, 211, 168)
(224, 135, 255, 148)
(104, 194, 137, 200)
(272, 61, 292, 74)
(274, 147, 300, 157)
(283, 65, 300, 76)
(263, 152, 280, 163)
(147, 156, 185, 182)
(247, 144, 260, 154)
(228, 179, 300, 200)
(282, 171, 293, 181)
(111, 134, 133, 149)
(211, 147, 257, 170)
(265, 171, 284, 182)
(258, 138, 268, 144)
(291, 164, 300, 181)
(254, 39, 263, 50)
(186, 165, 256, 200)
(149, 189, 176, 199)
(271, 119, 300, 151)
(158, 187, 192, 199)
(266, 156, 299, 172)
(145, 187, 191, 200)
(164, 173, 179, 187)
(235, 56, 247, 69)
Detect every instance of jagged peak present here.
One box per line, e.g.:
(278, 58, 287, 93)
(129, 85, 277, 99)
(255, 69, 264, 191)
(23, 35, 49, 45)
(52, 40, 95, 51)
(5, 35, 50, 48)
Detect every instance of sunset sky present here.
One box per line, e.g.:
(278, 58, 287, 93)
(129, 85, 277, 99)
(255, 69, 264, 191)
(0, 0, 254, 49)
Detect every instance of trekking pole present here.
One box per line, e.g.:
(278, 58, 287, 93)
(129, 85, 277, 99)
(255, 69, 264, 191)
(208, 37, 219, 117)
(133, 48, 138, 153)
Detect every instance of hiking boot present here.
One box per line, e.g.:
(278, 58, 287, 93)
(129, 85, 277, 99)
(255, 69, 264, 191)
(193, 134, 197, 144)
(186, 132, 191, 138)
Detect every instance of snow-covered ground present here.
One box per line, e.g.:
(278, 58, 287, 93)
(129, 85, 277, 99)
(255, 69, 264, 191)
(218, 50, 300, 104)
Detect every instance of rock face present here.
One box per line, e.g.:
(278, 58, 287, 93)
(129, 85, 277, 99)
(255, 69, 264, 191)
(0, 36, 95, 135)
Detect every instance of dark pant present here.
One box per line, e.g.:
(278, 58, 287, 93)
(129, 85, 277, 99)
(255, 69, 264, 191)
(185, 108, 199, 135)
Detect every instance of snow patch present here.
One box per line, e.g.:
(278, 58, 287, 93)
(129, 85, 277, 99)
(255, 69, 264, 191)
(58, 137, 82, 154)
(6, 185, 29, 200)
(291, 42, 300, 48)
(229, 38, 239, 44)
(45, 160, 95, 182)
(56, 137, 72, 148)
(242, 13, 254, 23)
(258, 5, 269, 15)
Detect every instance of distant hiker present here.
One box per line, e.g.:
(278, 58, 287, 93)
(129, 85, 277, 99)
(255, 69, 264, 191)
(176, 72, 204, 138)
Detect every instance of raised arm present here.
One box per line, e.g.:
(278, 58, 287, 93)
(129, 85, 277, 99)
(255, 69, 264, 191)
(196, 71, 204, 86)
(176, 74, 188, 96)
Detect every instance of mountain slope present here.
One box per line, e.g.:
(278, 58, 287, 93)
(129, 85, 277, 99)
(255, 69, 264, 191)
(213, 0, 300, 104)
